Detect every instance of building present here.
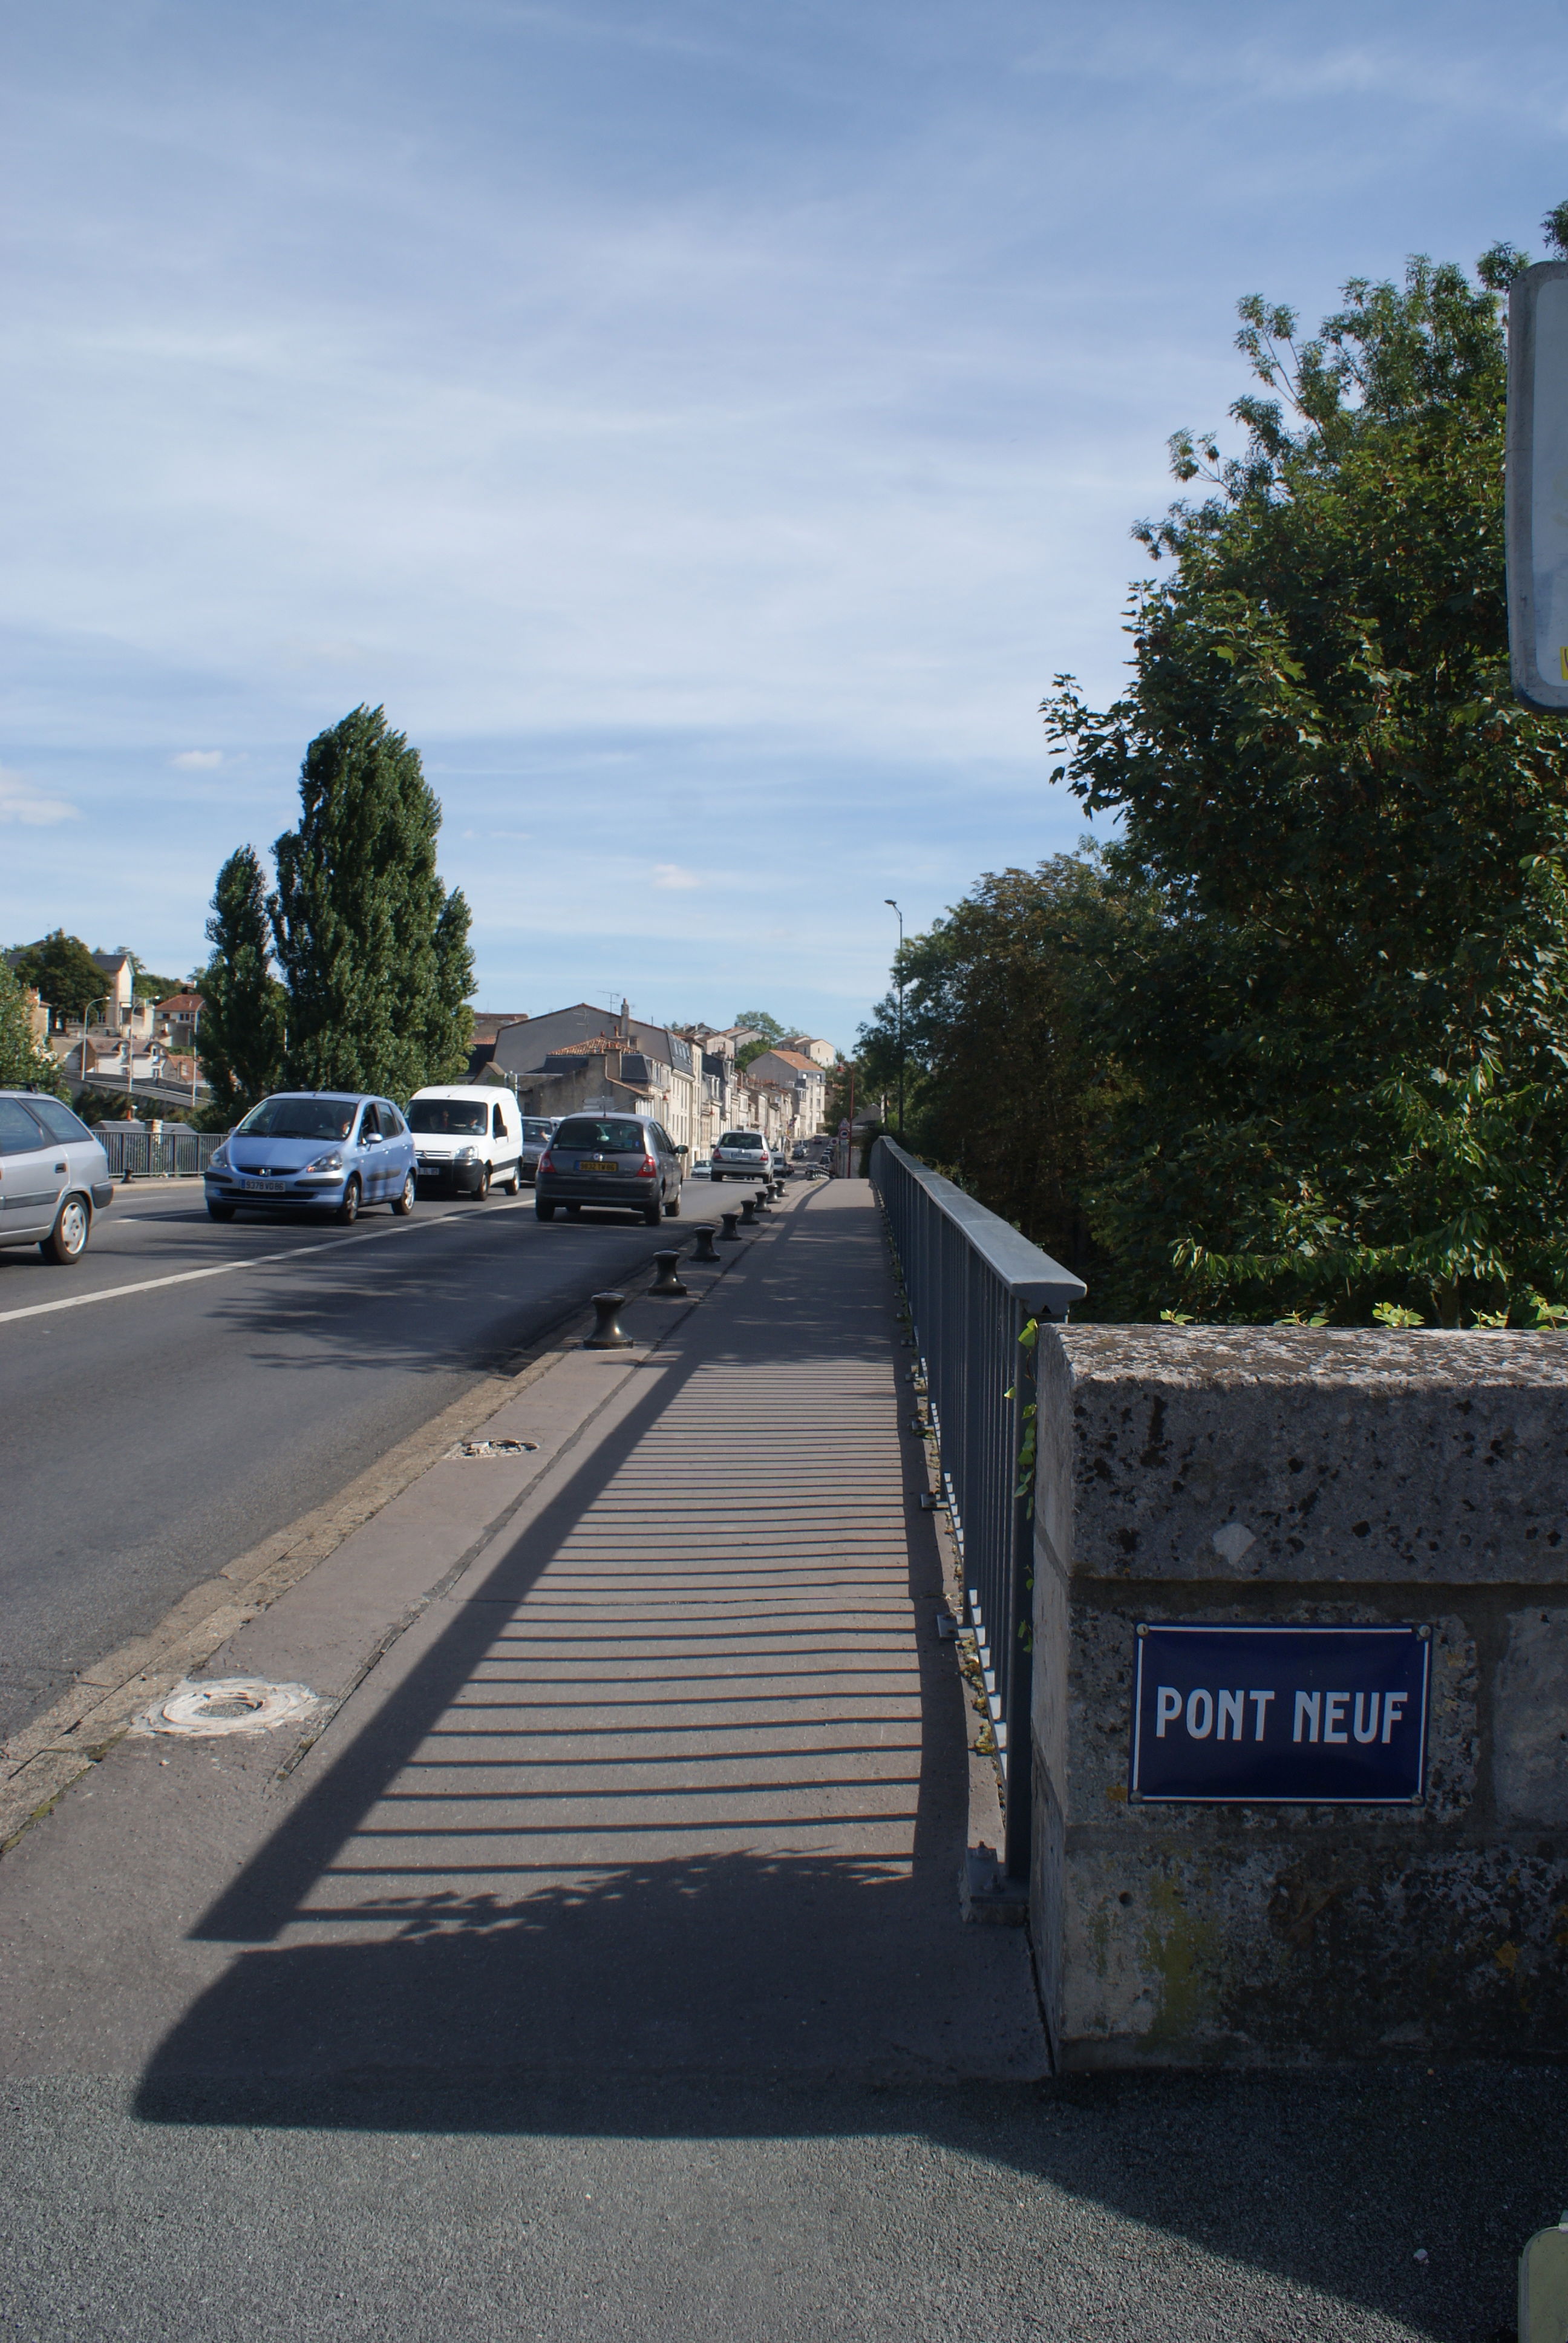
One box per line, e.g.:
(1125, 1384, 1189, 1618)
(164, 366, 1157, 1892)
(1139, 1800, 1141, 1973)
(739, 1047, 828, 1141)
(154, 992, 204, 1050)
(782, 1035, 837, 1070)
(491, 1004, 699, 1150)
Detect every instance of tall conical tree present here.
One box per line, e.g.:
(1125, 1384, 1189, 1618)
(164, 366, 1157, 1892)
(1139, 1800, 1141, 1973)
(198, 845, 286, 1117)
(269, 706, 474, 1096)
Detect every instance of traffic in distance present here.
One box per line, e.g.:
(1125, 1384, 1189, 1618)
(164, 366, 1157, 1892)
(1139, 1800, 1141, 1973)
(0, 1084, 830, 1267)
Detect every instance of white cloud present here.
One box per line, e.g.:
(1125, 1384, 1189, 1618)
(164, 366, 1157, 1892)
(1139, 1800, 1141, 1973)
(0, 766, 77, 826)
(653, 863, 702, 891)
(171, 748, 224, 768)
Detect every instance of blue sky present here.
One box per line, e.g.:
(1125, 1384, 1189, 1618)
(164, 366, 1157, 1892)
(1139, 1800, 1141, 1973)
(5, 1, 1568, 1047)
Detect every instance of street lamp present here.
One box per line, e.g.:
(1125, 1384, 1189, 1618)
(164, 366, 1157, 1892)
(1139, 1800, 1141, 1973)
(884, 899, 905, 1141)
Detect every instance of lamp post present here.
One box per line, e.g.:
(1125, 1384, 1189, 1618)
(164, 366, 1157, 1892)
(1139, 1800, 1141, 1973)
(884, 898, 904, 1141)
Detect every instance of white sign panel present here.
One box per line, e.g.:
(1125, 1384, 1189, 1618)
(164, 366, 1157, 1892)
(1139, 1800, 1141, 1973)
(1508, 261, 1568, 709)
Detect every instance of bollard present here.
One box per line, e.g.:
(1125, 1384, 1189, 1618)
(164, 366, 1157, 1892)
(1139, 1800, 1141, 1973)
(719, 1211, 742, 1241)
(650, 1250, 689, 1297)
(739, 1197, 759, 1225)
(691, 1224, 720, 1263)
(754, 1187, 771, 1211)
(583, 1291, 633, 1349)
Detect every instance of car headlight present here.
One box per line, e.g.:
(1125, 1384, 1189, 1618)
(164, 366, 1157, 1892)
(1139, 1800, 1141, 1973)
(454, 1145, 479, 1162)
(209, 1145, 230, 1171)
(305, 1151, 345, 1172)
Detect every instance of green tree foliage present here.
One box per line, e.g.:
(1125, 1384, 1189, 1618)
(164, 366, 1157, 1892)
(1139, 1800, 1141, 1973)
(198, 846, 286, 1118)
(1041, 221, 1568, 1325)
(854, 858, 1117, 1272)
(733, 1010, 786, 1069)
(269, 707, 474, 1097)
(0, 957, 67, 1092)
(7, 931, 106, 1023)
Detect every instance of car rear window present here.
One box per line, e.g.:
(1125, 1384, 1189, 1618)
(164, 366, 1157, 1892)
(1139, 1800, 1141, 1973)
(237, 1096, 357, 1141)
(26, 1096, 93, 1143)
(720, 1132, 763, 1147)
(409, 1099, 488, 1134)
(555, 1118, 648, 1152)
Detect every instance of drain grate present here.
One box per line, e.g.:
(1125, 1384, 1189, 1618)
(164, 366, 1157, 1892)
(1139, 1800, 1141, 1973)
(454, 1437, 539, 1459)
(136, 1677, 322, 1738)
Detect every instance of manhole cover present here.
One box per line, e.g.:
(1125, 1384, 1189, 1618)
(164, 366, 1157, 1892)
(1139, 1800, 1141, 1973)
(137, 1677, 322, 1738)
(455, 1438, 538, 1458)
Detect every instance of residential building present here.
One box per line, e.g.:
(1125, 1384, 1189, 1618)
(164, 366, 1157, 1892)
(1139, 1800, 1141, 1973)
(740, 1047, 828, 1140)
(154, 992, 204, 1050)
(782, 1035, 837, 1070)
(492, 1003, 699, 1150)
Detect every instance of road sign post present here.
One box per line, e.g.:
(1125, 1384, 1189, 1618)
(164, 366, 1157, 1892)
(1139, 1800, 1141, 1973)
(1507, 260, 1568, 709)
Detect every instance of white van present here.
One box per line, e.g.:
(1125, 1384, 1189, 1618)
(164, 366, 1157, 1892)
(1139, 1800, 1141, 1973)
(407, 1085, 524, 1199)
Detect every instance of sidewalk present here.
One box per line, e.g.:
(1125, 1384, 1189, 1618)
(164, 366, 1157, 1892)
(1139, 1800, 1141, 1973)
(1, 1179, 1043, 2092)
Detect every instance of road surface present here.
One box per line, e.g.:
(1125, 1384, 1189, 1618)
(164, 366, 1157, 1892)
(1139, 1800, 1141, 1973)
(0, 1175, 710, 1743)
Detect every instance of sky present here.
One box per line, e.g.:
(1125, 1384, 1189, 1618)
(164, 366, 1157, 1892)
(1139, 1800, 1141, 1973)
(5, 0, 1568, 1049)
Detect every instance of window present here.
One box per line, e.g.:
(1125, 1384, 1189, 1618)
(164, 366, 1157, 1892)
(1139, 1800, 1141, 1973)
(235, 1096, 356, 1141)
(380, 1102, 404, 1134)
(521, 1119, 554, 1143)
(554, 1117, 650, 1153)
(408, 1099, 486, 1135)
(493, 1103, 506, 1139)
(359, 1104, 382, 1139)
(26, 1097, 92, 1144)
(0, 1099, 46, 1155)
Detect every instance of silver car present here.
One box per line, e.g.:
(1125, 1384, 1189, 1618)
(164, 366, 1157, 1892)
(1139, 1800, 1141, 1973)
(709, 1129, 769, 1183)
(519, 1116, 558, 1184)
(0, 1091, 112, 1263)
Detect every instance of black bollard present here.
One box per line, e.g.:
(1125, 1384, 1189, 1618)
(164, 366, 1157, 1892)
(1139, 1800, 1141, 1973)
(650, 1250, 689, 1297)
(739, 1197, 759, 1225)
(754, 1187, 771, 1211)
(719, 1211, 742, 1241)
(583, 1291, 633, 1349)
(691, 1224, 720, 1263)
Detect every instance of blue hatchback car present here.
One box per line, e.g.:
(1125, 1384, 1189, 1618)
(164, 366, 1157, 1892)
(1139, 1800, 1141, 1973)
(204, 1092, 417, 1224)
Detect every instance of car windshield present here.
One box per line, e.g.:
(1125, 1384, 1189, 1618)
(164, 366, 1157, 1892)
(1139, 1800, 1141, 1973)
(555, 1118, 648, 1153)
(521, 1120, 554, 1142)
(237, 1096, 357, 1141)
(408, 1099, 488, 1135)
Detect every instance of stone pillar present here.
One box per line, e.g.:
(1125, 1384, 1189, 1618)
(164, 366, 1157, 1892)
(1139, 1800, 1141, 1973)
(1029, 1325, 1568, 2066)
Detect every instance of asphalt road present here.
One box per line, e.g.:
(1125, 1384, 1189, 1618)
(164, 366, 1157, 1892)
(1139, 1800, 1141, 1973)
(0, 1175, 709, 1744)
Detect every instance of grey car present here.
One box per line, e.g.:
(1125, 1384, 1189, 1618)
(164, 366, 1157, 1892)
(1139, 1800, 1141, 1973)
(0, 1091, 113, 1263)
(709, 1129, 769, 1182)
(535, 1113, 685, 1227)
(519, 1116, 558, 1184)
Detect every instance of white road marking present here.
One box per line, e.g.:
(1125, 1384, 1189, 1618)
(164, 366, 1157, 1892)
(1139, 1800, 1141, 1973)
(0, 1201, 530, 1328)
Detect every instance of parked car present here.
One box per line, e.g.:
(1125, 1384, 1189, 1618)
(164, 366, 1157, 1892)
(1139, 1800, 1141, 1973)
(518, 1116, 558, 1183)
(535, 1113, 685, 1227)
(0, 1090, 112, 1263)
(709, 1129, 769, 1182)
(203, 1092, 417, 1224)
(407, 1085, 523, 1198)
(771, 1150, 789, 1177)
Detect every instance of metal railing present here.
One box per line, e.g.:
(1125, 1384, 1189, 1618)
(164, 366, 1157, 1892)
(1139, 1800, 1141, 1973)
(96, 1128, 224, 1179)
(872, 1138, 1085, 1885)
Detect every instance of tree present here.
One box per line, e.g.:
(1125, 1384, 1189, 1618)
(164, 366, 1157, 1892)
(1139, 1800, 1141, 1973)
(7, 930, 105, 1024)
(1044, 212, 1568, 1324)
(269, 706, 474, 1097)
(198, 847, 286, 1118)
(853, 857, 1119, 1271)
(0, 957, 66, 1092)
(733, 1010, 786, 1070)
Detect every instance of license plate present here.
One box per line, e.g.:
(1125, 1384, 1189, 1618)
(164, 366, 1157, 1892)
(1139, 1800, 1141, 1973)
(243, 1178, 288, 1193)
(578, 1158, 614, 1173)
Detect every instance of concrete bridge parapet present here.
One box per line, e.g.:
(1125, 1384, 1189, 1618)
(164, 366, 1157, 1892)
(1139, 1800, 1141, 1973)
(1029, 1323, 1568, 2066)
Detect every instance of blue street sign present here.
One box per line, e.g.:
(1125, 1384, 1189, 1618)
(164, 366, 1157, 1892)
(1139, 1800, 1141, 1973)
(1129, 1624, 1430, 1804)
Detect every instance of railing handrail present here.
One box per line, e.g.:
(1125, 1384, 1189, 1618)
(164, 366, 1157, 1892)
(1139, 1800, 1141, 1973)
(874, 1139, 1087, 1320)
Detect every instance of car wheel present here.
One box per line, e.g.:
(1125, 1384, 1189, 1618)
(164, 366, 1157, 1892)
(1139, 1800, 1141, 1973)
(392, 1171, 416, 1216)
(664, 1191, 681, 1217)
(39, 1194, 90, 1265)
(503, 1166, 520, 1196)
(566, 1202, 583, 1220)
(710, 1170, 721, 1182)
(535, 1199, 556, 1222)
(642, 1198, 662, 1228)
(473, 1164, 492, 1201)
(207, 1201, 235, 1223)
(336, 1177, 361, 1225)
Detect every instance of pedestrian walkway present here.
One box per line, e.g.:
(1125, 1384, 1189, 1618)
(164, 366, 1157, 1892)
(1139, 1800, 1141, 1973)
(140, 1179, 1045, 2090)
